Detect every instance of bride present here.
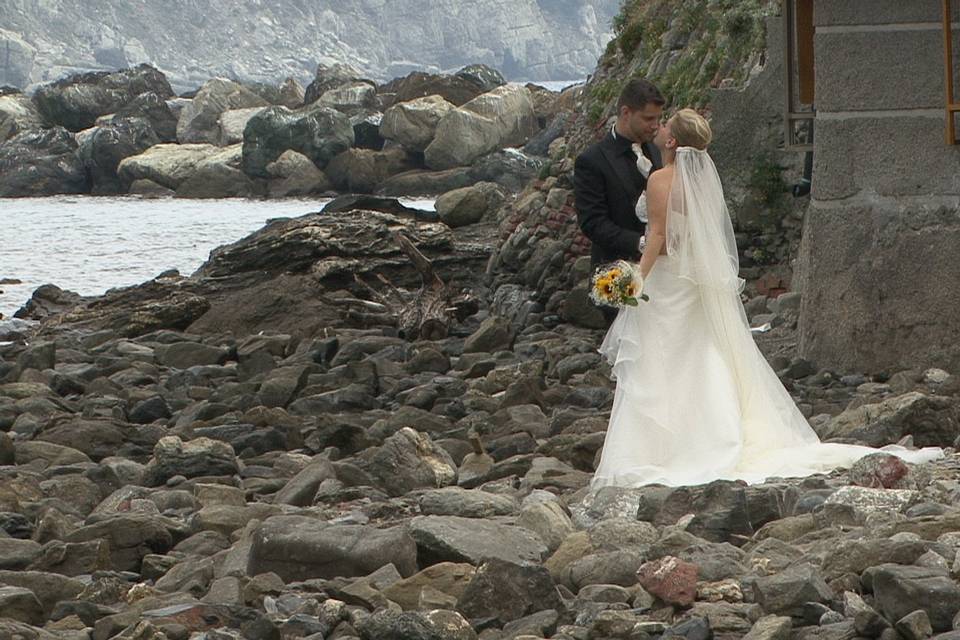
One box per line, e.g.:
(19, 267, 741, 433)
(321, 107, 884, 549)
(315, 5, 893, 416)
(591, 109, 942, 489)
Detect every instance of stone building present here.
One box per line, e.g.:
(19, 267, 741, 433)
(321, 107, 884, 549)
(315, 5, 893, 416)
(797, 0, 960, 372)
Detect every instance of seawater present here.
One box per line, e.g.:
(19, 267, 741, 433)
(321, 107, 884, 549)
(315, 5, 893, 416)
(0, 196, 435, 318)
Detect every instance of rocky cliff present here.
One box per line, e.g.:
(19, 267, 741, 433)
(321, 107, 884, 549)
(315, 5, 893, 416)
(0, 0, 620, 92)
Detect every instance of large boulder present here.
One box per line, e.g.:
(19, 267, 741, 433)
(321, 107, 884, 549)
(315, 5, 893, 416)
(435, 181, 506, 227)
(863, 564, 960, 632)
(381, 95, 456, 152)
(265, 149, 332, 197)
(0, 127, 88, 196)
(409, 515, 547, 566)
(324, 146, 418, 193)
(117, 142, 221, 190)
(143, 436, 239, 486)
(820, 392, 960, 447)
(383, 66, 504, 107)
(32, 64, 174, 131)
(175, 144, 258, 198)
(218, 107, 267, 146)
(248, 515, 417, 581)
(77, 116, 160, 194)
(177, 78, 269, 144)
(241, 103, 354, 178)
(303, 62, 370, 106)
(317, 81, 378, 113)
(425, 85, 538, 169)
(114, 91, 179, 142)
(0, 90, 46, 142)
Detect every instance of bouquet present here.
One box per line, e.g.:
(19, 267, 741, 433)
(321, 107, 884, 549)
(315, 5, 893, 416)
(590, 260, 649, 308)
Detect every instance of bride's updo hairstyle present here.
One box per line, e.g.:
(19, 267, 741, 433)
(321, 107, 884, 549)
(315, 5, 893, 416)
(670, 108, 712, 150)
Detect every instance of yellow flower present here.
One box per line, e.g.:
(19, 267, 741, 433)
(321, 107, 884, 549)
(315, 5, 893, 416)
(625, 283, 636, 297)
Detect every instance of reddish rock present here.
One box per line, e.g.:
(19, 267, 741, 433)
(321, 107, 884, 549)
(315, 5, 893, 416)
(636, 556, 699, 607)
(849, 453, 911, 489)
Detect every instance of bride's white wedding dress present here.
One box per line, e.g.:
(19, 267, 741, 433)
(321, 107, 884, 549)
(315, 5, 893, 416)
(591, 148, 942, 490)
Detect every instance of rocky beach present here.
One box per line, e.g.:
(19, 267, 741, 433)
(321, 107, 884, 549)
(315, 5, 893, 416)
(2, 195, 960, 640)
(4, 0, 960, 638)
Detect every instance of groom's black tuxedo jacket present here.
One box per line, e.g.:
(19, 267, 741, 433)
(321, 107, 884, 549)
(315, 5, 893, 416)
(573, 130, 663, 267)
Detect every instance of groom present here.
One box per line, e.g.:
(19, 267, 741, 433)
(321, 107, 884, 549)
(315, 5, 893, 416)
(574, 78, 665, 323)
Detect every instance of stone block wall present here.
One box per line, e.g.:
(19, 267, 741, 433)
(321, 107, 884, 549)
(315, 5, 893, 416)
(798, 0, 960, 372)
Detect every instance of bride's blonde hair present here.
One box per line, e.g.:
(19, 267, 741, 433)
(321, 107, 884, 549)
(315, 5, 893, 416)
(670, 108, 712, 150)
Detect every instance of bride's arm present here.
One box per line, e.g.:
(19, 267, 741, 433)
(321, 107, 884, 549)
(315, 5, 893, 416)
(638, 169, 671, 279)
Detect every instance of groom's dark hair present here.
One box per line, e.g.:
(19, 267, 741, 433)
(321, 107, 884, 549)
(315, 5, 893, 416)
(618, 78, 665, 111)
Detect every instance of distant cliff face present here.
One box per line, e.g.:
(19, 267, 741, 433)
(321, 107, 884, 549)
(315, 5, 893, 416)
(0, 0, 620, 92)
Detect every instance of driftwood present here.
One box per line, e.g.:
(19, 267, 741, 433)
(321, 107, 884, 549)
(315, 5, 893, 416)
(326, 230, 479, 340)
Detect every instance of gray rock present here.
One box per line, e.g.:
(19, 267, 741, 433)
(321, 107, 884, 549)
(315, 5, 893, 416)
(751, 564, 833, 618)
(0, 127, 89, 196)
(895, 609, 933, 640)
(33, 64, 174, 131)
(155, 341, 229, 369)
(0, 92, 46, 142)
(456, 559, 563, 625)
(409, 515, 547, 566)
(358, 608, 477, 640)
(419, 487, 518, 518)
(0, 538, 42, 570)
(64, 514, 175, 571)
(863, 564, 960, 632)
(742, 614, 792, 640)
(118, 142, 222, 190)
(272, 459, 337, 506)
(435, 182, 506, 227)
(241, 103, 354, 177)
(822, 392, 960, 447)
(78, 116, 160, 194)
(0, 586, 44, 625)
(381, 95, 456, 151)
(144, 436, 238, 486)
(177, 78, 269, 144)
(355, 428, 457, 497)
(247, 515, 417, 581)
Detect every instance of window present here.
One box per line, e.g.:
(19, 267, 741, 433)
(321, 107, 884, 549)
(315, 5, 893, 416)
(783, 0, 815, 151)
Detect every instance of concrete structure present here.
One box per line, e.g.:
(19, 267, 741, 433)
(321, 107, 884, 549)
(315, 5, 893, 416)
(797, 0, 960, 372)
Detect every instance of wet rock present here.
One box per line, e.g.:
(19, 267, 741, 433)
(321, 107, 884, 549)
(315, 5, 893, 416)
(115, 91, 179, 142)
(78, 116, 160, 194)
(0, 91, 46, 141)
(247, 515, 417, 580)
(241, 103, 354, 177)
(33, 64, 174, 131)
(0, 127, 89, 196)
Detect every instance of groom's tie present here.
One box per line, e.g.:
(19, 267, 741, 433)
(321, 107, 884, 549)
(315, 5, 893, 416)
(632, 143, 652, 179)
